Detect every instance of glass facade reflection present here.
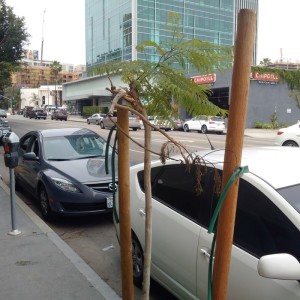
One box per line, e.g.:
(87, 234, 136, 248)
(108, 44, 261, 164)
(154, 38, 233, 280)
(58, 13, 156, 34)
(85, 0, 256, 74)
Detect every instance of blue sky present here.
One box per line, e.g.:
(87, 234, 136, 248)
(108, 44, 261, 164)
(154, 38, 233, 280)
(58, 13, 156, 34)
(5, 0, 300, 65)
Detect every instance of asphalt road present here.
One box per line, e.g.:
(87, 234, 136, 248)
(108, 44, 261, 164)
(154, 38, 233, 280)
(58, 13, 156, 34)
(0, 115, 276, 299)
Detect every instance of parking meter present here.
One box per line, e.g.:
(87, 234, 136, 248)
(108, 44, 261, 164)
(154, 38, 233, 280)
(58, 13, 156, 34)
(3, 132, 19, 168)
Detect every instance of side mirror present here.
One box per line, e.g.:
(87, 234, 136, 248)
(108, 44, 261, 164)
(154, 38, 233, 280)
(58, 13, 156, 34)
(23, 152, 38, 161)
(258, 253, 300, 280)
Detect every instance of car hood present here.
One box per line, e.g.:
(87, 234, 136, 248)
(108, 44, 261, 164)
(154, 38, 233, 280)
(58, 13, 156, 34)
(47, 157, 117, 183)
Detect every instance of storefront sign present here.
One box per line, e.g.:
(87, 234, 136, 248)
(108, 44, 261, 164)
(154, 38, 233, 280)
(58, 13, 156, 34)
(251, 72, 279, 84)
(191, 74, 216, 85)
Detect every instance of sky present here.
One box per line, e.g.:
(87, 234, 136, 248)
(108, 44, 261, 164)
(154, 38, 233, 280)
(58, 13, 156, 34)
(4, 0, 300, 66)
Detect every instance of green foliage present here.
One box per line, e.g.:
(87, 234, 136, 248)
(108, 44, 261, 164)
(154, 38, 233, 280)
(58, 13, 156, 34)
(0, 0, 30, 91)
(94, 13, 233, 119)
(253, 121, 273, 129)
(259, 58, 271, 66)
(82, 106, 106, 117)
(50, 61, 62, 80)
(270, 112, 278, 129)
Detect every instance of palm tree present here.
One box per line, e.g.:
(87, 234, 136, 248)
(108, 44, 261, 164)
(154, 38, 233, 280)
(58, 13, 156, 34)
(259, 57, 272, 66)
(50, 60, 62, 106)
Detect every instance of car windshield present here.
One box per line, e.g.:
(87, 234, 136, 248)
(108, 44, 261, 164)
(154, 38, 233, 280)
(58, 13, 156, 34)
(277, 184, 300, 214)
(43, 134, 111, 160)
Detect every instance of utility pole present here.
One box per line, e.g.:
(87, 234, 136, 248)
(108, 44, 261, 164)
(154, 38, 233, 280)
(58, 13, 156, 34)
(41, 9, 46, 66)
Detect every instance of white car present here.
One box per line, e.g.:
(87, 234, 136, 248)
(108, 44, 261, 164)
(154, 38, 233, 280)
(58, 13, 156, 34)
(274, 122, 300, 146)
(183, 115, 225, 134)
(114, 147, 300, 300)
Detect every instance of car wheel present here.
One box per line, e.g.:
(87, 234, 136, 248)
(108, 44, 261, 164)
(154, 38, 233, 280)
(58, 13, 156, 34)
(132, 128, 138, 131)
(216, 131, 223, 135)
(201, 125, 208, 134)
(87, 120, 90, 124)
(132, 233, 144, 288)
(39, 185, 53, 221)
(183, 124, 189, 132)
(100, 122, 105, 129)
(283, 140, 299, 147)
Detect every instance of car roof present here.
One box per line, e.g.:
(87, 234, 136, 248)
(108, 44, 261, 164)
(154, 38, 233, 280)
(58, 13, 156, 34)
(36, 128, 98, 138)
(142, 147, 300, 190)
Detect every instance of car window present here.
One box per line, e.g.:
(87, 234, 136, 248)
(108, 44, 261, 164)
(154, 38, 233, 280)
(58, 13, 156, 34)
(233, 179, 300, 260)
(151, 164, 215, 223)
(20, 135, 32, 151)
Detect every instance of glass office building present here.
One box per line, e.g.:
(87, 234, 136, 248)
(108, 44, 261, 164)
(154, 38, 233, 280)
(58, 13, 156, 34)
(85, 0, 236, 74)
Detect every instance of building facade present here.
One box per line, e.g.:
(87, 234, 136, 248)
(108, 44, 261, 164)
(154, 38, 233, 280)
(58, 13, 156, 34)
(85, 0, 238, 73)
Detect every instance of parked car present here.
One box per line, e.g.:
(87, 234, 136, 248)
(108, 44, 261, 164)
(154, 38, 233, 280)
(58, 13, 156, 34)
(15, 128, 117, 221)
(100, 111, 140, 131)
(114, 146, 300, 300)
(274, 122, 300, 147)
(0, 118, 11, 145)
(183, 115, 226, 134)
(0, 109, 7, 118)
(51, 109, 68, 121)
(28, 109, 47, 120)
(172, 118, 186, 131)
(23, 107, 34, 118)
(87, 113, 106, 125)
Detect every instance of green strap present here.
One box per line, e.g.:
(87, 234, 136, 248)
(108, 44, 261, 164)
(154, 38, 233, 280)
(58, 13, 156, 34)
(207, 165, 249, 300)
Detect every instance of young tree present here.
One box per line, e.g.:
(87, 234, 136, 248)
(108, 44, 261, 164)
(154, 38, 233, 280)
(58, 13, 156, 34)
(50, 60, 62, 106)
(0, 0, 30, 93)
(97, 13, 233, 299)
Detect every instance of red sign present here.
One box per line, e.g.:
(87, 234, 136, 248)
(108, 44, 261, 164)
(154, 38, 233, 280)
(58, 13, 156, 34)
(252, 72, 279, 82)
(192, 74, 216, 85)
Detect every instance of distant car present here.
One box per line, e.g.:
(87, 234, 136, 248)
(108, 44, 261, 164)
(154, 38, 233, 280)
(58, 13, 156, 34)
(87, 113, 106, 125)
(274, 122, 300, 147)
(15, 128, 117, 221)
(183, 115, 226, 134)
(23, 107, 34, 118)
(172, 118, 185, 131)
(28, 109, 47, 120)
(0, 118, 11, 145)
(100, 111, 140, 131)
(51, 109, 68, 121)
(0, 109, 7, 118)
(114, 146, 300, 300)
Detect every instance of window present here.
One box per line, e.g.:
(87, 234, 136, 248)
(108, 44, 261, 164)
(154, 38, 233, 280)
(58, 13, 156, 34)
(233, 179, 300, 260)
(153, 165, 215, 222)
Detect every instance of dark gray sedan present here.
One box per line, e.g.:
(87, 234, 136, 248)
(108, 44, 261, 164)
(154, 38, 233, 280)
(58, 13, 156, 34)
(15, 128, 117, 221)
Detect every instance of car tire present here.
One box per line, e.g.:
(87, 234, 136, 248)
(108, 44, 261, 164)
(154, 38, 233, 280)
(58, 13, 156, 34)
(132, 128, 138, 131)
(100, 122, 105, 129)
(87, 120, 90, 124)
(39, 185, 53, 221)
(132, 233, 144, 288)
(183, 124, 189, 132)
(201, 125, 208, 134)
(283, 140, 299, 147)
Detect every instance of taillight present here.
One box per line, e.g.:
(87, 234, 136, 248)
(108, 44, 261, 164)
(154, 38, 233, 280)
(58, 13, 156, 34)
(208, 121, 215, 124)
(277, 131, 284, 135)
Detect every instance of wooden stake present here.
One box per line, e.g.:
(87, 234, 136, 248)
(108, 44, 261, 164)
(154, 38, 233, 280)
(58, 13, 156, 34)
(212, 9, 256, 299)
(117, 107, 134, 299)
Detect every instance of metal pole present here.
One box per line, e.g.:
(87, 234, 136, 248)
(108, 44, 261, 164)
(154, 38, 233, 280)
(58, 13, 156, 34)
(8, 168, 21, 236)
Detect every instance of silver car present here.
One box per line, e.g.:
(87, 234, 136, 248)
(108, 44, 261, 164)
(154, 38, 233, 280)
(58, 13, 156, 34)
(100, 111, 140, 131)
(87, 113, 106, 125)
(114, 147, 300, 300)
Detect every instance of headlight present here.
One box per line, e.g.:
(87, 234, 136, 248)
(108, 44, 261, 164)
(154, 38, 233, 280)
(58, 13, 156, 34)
(50, 177, 80, 193)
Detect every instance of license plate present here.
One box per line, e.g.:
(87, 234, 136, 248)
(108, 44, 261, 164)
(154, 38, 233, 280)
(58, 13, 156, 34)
(106, 196, 113, 208)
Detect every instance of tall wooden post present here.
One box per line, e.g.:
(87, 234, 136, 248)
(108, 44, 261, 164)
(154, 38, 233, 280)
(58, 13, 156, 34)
(212, 9, 256, 299)
(117, 107, 134, 299)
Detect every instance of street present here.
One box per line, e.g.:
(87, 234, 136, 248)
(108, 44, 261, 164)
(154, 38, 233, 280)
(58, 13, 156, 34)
(0, 115, 276, 299)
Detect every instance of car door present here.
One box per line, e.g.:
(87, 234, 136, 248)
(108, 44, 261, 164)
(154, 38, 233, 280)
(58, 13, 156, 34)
(188, 116, 201, 130)
(197, 173, 300, 300)
(16, 133, 41, 195)
(136, 164, 215, 299)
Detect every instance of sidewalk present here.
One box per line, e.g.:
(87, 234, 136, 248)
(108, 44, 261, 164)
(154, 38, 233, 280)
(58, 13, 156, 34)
(0, 179, 121, 300)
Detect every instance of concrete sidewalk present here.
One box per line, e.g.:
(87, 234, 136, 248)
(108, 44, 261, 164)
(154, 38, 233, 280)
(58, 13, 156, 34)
(0, 179, 121, 300)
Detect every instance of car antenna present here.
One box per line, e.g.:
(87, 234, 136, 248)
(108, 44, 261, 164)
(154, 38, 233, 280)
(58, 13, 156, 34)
(205, 134, 215, 150)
